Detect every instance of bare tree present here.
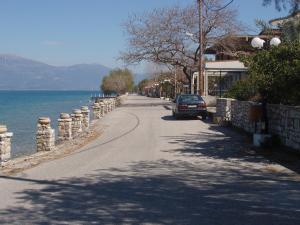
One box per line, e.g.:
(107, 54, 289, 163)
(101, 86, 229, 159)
(120, 0, 243, 83)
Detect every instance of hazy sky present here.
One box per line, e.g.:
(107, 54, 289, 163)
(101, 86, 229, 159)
(0, 0, 288, 72)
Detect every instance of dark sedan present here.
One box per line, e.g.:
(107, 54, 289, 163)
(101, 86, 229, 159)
(172, 94, 207, 120)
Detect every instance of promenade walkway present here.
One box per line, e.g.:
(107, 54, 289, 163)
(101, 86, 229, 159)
(0, 95, 300, 224)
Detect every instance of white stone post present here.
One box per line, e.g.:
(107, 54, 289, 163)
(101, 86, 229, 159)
(0, 125, 13, 162)
(99, 102, 105, 117)
(109, 99, 113, 111)
(116, 96, 121, 107)
(104, 100, 109, 114)
(36, 117, 55, 152)
(58, 113, 72, 141)
(81, 106, 90, 130)
(92, 103, 101, 119)
(112, 98, 116, 109)
(72, 109, 83, 136)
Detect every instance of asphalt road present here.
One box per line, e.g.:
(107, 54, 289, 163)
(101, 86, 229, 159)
(0, 95, 300, 225)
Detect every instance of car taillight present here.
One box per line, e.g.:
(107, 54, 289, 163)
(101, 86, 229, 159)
(178, 104, 188, 110)
(198, 101, 206, 108)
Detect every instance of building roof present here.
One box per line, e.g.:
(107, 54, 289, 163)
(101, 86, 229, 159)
(205, 60, 247, 71)
(269, 10, 300, 26)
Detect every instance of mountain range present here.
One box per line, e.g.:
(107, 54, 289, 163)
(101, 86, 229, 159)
(0, 54, 111, 90)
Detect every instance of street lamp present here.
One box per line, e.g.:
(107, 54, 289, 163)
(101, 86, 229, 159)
(251, 37, 265, 49)
(251, 36, 281, 49)
(270, 37, 281, 46)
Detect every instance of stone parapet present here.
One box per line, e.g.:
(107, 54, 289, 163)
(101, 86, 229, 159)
(92, 103, 101, 119)
(99, 102, 105, 117)
(103, 100, 108, 114)
(0, 125, 13, 162)
(72, 109, 83, 136)
(36, 117, 55, 152)
(58, 113, 72, 141)
(81, 106, 90, 130)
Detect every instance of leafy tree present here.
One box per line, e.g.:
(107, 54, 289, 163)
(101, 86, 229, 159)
(282, 19, 300, 42)
(101, 68, 134, 95)
(227, 42, 300, 105)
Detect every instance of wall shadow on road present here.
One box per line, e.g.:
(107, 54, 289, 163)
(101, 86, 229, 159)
(1, 158, 300, 225)
(162, 120, 300, 174)
(162, 122, 267, 164)
(122, 103, 171, 108)
(161, 115, 202, 121)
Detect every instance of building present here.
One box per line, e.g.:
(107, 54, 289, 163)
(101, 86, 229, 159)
(192, 60, 247, 97)
(196, 11, 300, 97)
(269, 10, 300, 26)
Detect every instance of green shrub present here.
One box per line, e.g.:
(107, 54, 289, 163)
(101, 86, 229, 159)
(228, 42, 300, 105)
(225, 79, 258, 101)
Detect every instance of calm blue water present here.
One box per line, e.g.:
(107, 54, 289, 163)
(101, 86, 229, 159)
(0, 91, 100, 157)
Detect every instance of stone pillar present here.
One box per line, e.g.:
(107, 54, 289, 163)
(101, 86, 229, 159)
(109, 99, 113, 111)
(116, 96, 121, 107)
(106, 100, 111, 112)
(112, 98, 116, 109)
(92, 103, 101, 119)
(81, 106, 90, 130)
(104, 100, 109, 113)
(99, 102, 105, 117)
(36, 117, 55, 152)
(72, 109, 83, 136)
(58, 113, 72, 141)
(0, 125, 13, 162)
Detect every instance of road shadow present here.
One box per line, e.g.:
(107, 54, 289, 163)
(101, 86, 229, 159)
(122, 103, 171, 108)
(162, 122, 268, 164)
(0, 159, 300, 224)
(163, 118, 300, 174)
(161, 115, 202, 121)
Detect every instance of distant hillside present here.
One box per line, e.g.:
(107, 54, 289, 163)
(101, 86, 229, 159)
(0, 54, 111, 90)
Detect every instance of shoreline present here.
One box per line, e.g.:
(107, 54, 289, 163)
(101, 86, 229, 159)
(0, 90, 98, 156)
(0, 118, 105, 176)
(0, 95, 125, 175)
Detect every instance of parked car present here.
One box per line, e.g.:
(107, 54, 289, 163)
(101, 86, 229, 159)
(172, 94, 207, 120)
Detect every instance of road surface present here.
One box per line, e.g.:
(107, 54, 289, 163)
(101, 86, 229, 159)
(0, 95, 300, 225)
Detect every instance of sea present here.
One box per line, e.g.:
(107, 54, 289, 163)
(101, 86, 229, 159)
(0, 90, 101, 157)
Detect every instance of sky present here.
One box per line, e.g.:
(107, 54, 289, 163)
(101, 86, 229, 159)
(0, 0, 289, 73)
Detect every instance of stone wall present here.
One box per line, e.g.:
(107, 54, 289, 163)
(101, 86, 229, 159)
(216, 98, 300, 150)
(268, 104, 300, 150)
(231, 100, 256, 133)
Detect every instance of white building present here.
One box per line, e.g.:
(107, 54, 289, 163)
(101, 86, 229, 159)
(192, 60, 247, 96)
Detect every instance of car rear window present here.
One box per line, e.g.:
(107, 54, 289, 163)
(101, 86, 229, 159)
(179, 95, 202, 103)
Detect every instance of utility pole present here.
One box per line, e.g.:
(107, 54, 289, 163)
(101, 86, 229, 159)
(174, 65, 177, 97)
(198, 0, 204, 96)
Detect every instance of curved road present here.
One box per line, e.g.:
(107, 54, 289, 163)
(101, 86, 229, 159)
(0, 95, 300, 224)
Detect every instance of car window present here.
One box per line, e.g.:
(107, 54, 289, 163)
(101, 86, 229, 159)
(179, 95, 201, 103)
